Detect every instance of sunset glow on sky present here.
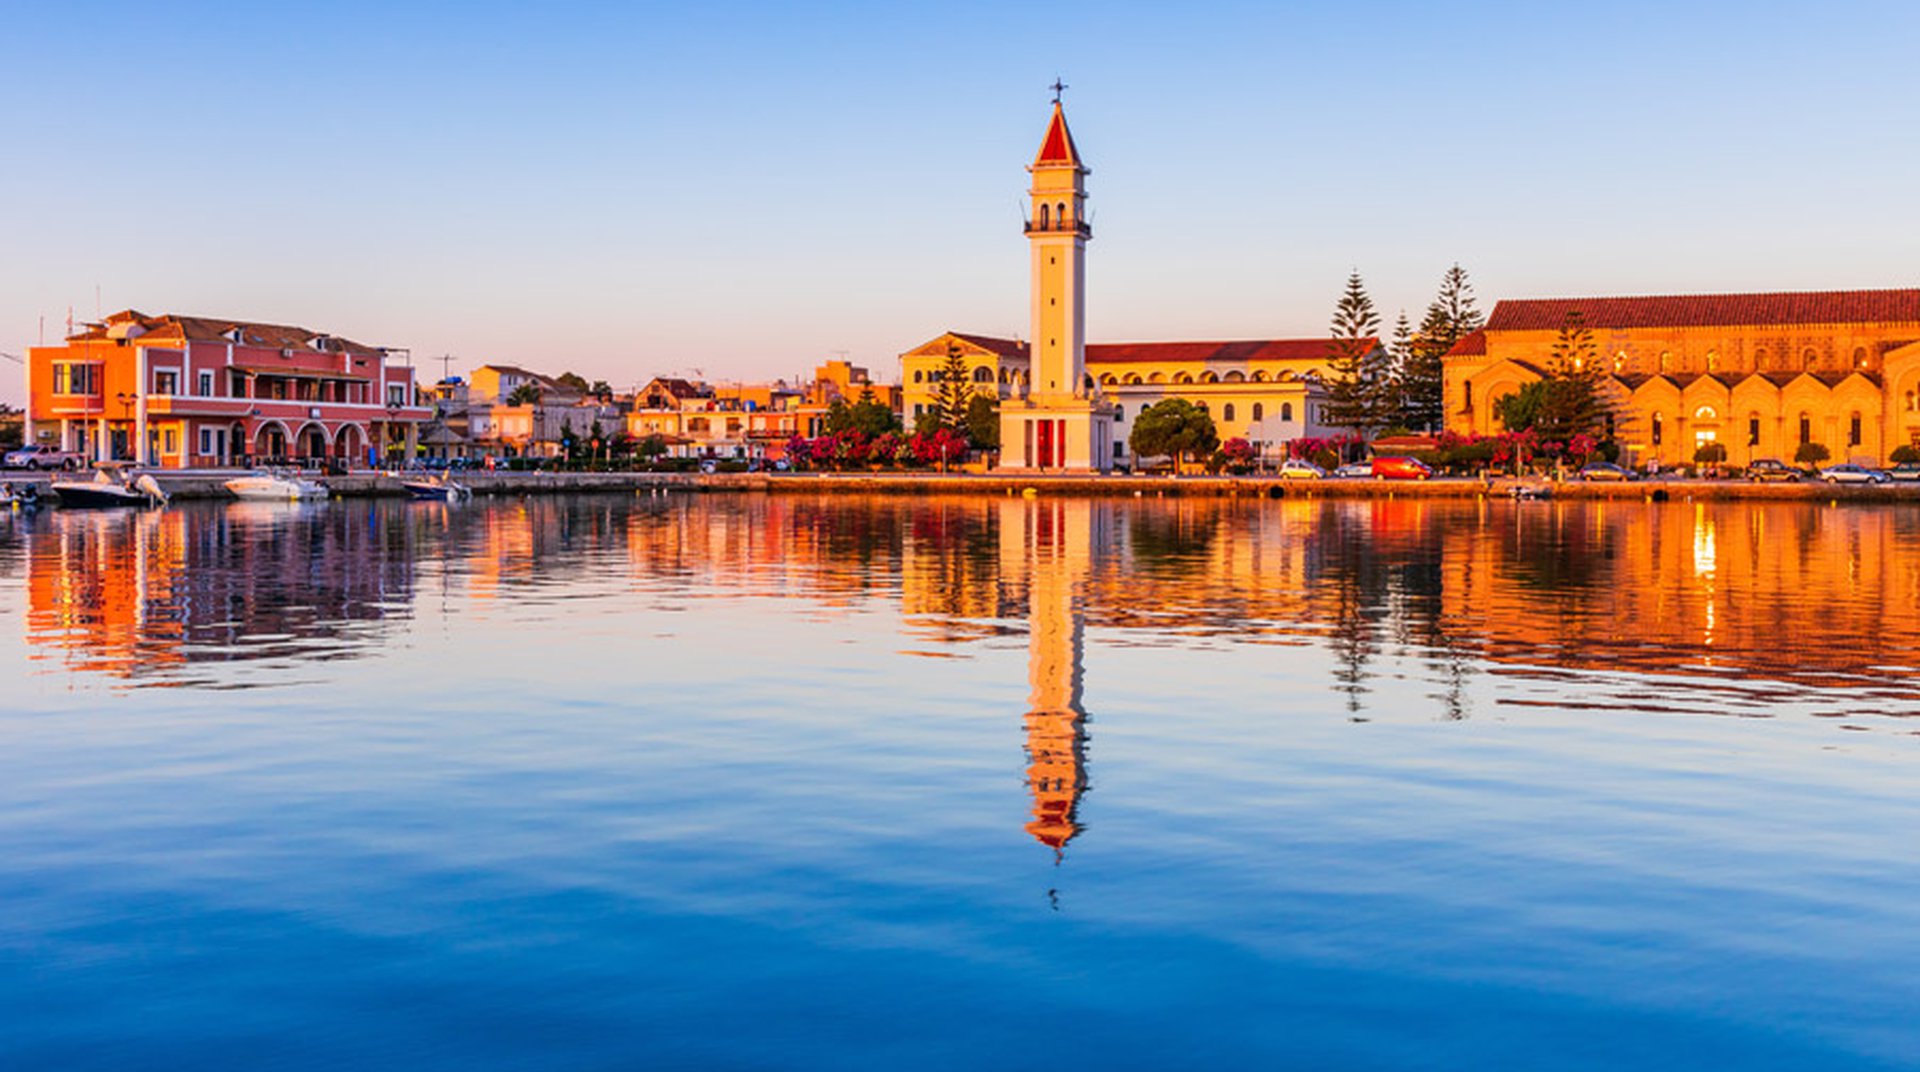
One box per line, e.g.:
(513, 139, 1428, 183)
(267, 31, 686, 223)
(5, 1, 1915, 404)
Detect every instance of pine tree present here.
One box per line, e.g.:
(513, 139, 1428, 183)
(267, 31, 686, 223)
(1534, 310, 1608, 443)
(1382, 311, 1414, 432)
(935, 345, 974, 432)
(1322, 270, 1386, 436)
(1405, 264, 1484, 433)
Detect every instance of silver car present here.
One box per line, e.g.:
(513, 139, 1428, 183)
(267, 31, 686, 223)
(1818, 463, 1890, 485)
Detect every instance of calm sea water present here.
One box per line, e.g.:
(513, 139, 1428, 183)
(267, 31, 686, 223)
(3, 492, 1919, 1070)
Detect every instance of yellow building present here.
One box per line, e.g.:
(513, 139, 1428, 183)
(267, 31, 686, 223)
(1444, 289, 1920, 466)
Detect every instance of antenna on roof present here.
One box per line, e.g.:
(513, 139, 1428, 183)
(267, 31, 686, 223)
(435, 353, 455, 383)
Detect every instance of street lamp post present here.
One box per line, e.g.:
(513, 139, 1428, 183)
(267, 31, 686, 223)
(114, 391, 136, 462)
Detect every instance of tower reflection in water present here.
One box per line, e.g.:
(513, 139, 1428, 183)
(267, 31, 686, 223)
(1004, 497, 1096, 858)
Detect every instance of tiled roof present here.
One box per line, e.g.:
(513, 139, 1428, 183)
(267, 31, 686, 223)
(1086, 338, 1367, 364)
(81, 309, 382, 354)
(1443, 329, 1487, 358)
(645, 377, 709, 398)
(1034, 102, 1082, 168)
(947, 332, 1031, 358)
(1486, 289, 1920, 332)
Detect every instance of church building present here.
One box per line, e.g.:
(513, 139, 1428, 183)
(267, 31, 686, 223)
(1444, 290, 1920, 467)
(901, 97, 1366, 471)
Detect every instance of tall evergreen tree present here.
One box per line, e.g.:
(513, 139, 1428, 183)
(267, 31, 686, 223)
(1533, 310, 1609, 443)
(1383, 310, 1414, 431)
(1321, 270, 1387, 435)
(935, 345, 975, 432)
(1404, 264, 1485, 432)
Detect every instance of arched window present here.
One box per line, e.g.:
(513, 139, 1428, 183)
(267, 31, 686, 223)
(1753, 348, 1768, 368)
(1148, 372, 1165, 384)
(1705, 350, 1719, 373)
(1658, 351, 1672, 374)
(1125, 373, 1142, 385)
(1907, 390, 1917, 413)
(1199, 371, 1218, 384)
(1174, 373, 1193, 385)
(1748, 413, 1760, 446)
(1652, 413, 1663, 445)
(1252, 403, 1264, 421)
(973, 366, 993, 383)
(1694, 405, 1717, 420)
(1057, 202, 1067, 223)
(913, 370, 923, 383)
(1804, 348, 1820, 369)
(1251, 371, 1269, 383)
(1195, 401, 1208, 412)
(1038, 203, 1050, 228)
(1855, 346, 1870, 369)
(1223, 403, 1236, 422)
(1614, 351, 1627, 373)
(1850, 412, 1863, 446)
(1224, 371, 1245, 383)
(1114, 405, 1123, 420)
(1281, 402, 1294, 421)
(1798, 413, 1811, 445)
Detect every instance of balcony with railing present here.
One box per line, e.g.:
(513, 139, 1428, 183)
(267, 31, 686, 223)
(1023, 216, 1092, 238)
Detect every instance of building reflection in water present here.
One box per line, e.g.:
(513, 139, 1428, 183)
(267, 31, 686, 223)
(1002, 497, 1097, 858)
(18, 501, 422, 682)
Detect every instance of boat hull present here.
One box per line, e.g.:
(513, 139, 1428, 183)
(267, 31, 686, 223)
(50, 484, 151, 508)
(225, 477, 329, 501)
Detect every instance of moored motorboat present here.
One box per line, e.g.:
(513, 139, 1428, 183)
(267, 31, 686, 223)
(225, 470, 330, 501)
(400, 474, 472, 502)
(50, 467, 169, 508)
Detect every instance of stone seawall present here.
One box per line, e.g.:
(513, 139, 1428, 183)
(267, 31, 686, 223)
(10, 469, 1920, 503)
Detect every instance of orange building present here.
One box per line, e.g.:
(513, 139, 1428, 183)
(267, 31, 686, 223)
(1444, 289, 1920, 467)
(24, 310, 431, 468)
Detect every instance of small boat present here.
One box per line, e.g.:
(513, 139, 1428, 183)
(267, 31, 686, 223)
(225, 470, 330, 501)
(0, 482, 44, 511)
(400, 473, 473, 502)
(50, 466, 169, 508)
(1508, 481, 1554, 501)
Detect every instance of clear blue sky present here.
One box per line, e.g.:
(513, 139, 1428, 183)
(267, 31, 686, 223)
(5, 1, 1916, 404)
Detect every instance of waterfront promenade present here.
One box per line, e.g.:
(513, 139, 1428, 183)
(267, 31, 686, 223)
(10, 467, 1920, 502)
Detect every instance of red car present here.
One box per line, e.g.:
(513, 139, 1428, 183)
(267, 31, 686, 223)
(1371, 455, 1432, 480)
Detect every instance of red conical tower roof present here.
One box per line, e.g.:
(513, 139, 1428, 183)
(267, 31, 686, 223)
(1032, 101, 1083, 169)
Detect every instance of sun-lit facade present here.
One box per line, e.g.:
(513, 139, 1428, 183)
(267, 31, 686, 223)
(1445, 289, 1920, 466)
(24, 310, 431, 467)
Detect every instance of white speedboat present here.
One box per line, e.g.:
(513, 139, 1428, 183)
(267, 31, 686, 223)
(400, 474, 473, 502)
(225, 470, 330, 501)
(51, 467, 169, 508)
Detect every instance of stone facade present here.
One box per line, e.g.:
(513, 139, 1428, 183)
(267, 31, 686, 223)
(1443, 290, 1920, 466)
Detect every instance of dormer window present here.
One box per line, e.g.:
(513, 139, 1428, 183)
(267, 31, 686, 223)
(223, 327, 244, 344)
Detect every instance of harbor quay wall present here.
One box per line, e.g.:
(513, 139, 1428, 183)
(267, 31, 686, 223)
(10, 469, 1920, 503)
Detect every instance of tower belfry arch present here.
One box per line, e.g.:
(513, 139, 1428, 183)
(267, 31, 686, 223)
(1000, 92, 1116, 472)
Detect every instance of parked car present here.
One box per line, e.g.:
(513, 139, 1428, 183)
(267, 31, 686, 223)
(1371, 455, 1432, 480)
(1746, 458, 1801, 483)
(1888, 461, 1920, 482)
(1577, 461, 1634, 482)
(2, 444, 85, 470)
(1278, 458, 1326, 480)
(1818, 463, 1891, 485)
(1331, 462, 1373, 479)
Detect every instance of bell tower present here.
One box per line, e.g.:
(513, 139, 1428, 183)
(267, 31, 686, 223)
(1028, 95, 1088, 399)
(1001, 86, 1115, 472)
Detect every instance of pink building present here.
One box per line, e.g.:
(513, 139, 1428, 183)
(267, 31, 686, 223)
(25, 310, 432, 468)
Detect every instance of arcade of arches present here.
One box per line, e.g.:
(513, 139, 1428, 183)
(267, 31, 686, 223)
(1444, 290, 1920, 466)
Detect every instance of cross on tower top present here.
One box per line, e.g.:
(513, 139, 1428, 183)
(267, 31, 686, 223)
(1049, 78, 1068, 103)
